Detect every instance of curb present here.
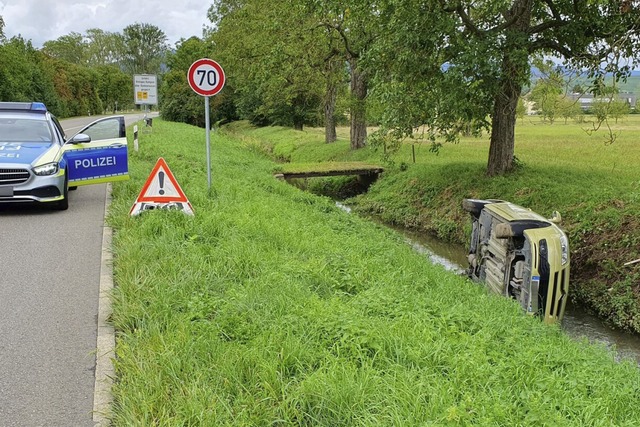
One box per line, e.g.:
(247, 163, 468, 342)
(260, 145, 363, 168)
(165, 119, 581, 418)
(93, 184, 116, 426)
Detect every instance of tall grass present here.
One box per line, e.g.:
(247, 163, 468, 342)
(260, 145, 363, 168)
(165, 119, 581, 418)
(228, 117, 640, 332)
(109, 119, 640, 425)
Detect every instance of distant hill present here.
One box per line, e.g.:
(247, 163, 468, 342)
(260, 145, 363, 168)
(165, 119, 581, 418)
(616, 74, 640, 94)
(529, 67, 640, 95)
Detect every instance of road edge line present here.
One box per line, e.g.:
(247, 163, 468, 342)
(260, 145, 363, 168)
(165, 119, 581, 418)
(93, 183, 116, 426)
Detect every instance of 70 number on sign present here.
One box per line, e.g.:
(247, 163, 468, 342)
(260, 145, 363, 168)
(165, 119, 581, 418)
(197, 69, 217, 87)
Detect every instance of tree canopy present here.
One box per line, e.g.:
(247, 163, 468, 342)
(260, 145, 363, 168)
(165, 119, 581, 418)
(208, 0, 335, 131)
(3, 4, 640, 176)
(0, 21, 167, 117)
(204, 0, 639, 174)
(368, 0, 640, 175)
(121, 23, 169, 75)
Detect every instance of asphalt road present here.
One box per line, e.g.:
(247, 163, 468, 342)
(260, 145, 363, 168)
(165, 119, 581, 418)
(0, 113, 153, 427)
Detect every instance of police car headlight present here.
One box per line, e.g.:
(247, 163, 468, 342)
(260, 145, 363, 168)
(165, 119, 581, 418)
(560, 234, 569, 265)
(33, 162, 59, 176)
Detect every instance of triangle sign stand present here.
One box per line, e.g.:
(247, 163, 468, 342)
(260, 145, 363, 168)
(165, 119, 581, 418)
(130, 157, 194, 216)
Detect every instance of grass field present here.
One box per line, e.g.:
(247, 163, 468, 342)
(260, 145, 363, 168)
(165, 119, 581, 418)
(225, 115, 640, 333)
(107, 118, 640, 425)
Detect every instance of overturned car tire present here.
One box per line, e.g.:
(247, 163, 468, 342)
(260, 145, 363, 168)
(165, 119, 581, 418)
(462, 198, 501, 217)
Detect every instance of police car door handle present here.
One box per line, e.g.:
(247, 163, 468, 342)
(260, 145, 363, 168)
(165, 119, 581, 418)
(109, 143, 125, 148)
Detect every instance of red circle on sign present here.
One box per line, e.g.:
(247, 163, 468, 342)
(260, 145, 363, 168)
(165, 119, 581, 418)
(187, 59, 226, 96)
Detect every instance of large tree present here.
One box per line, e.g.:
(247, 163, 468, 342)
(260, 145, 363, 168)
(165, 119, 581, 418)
(369, 0, 640, 175)
(121, 23, 169, 75)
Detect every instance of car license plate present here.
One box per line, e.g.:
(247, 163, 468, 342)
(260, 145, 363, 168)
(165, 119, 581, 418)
(0, 187, 14, 196)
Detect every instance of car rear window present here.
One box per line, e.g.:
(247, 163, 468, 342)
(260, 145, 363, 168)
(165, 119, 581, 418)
(0, 118, 52, 142)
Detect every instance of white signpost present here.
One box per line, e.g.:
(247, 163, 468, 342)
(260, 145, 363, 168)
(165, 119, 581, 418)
(133, 74, 158, 105)
(187, 59, 226, 191)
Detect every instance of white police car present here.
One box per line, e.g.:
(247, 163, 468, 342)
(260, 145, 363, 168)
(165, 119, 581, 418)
(0, 102, 129, 210)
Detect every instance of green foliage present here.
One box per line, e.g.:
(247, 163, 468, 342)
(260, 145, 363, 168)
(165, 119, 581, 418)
(42, 32, 88, 64)
(0, 23, 161, 114)
(37, 55, 103, 116)
(529, 64, 566, 123)
(121, 22, 169, 75)
(365, 0, 640, 175)
(590, 99, 631, 124)
(109, 119, 640, 425)
(210, 0, 331, 130)
(159, 37, 238, 127)
(85, 29, 126, 67)
(0, 37, 59, 108)
(95, 65, 134, 114)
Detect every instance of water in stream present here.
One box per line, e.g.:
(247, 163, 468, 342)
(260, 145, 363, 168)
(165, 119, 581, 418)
(337, 202, 640, 365)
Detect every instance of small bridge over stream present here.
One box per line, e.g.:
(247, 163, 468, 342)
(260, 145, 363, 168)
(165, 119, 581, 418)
(274, 163, 384, 185)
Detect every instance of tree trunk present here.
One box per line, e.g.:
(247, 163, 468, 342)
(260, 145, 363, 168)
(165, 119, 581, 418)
(324, 82, 337, 143)
(487, 78, 520, 176)
(486, 0, 532, 176)
(349, 58, 367, 150)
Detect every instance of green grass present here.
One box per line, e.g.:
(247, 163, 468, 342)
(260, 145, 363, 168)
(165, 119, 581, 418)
(108, 118, 640, 425)
(226, 116, 640, 332)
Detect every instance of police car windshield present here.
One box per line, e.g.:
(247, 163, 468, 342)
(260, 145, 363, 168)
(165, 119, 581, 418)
(0, 118, 52, 142)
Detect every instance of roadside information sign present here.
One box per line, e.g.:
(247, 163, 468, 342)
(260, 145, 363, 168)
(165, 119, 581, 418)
(133, 74, 158, 105)
(130, 157, 194, 216)
(187, 58, 226, 191)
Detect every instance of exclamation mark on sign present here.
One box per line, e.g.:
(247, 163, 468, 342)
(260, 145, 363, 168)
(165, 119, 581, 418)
(158, 171, 165, 195)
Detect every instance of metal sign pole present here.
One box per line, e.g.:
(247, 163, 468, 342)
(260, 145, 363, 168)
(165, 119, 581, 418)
(205, 95, 212, 190)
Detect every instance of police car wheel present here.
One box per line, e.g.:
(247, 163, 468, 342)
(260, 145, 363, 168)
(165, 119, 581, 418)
(55, 175, 69, 210)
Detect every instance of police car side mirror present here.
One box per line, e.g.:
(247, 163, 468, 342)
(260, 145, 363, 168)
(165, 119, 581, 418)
(68, 133, 91, 144)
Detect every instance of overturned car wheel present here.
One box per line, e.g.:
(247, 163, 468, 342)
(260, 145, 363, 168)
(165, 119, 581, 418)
(462, 198, 502, 217)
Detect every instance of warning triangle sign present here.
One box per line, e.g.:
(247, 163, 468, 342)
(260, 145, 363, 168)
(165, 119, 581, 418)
(130, 158, 194, 216)
(136, 157, 189, 203)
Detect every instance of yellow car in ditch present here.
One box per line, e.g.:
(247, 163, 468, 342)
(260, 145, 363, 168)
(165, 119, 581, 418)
(463, 199, 570, 323)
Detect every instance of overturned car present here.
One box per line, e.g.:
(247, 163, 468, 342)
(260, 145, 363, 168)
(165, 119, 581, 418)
(463, 199, 570, 323)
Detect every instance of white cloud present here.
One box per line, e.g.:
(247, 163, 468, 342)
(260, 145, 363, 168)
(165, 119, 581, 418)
(0, 0, 210, 47)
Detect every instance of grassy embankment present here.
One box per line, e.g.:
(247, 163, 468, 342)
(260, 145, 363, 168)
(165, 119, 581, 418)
(225, 117, 640, 334)
(107, 118, 640, 425)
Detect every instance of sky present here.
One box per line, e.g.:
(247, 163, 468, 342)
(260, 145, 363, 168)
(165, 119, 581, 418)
(0, 0, 212, 48)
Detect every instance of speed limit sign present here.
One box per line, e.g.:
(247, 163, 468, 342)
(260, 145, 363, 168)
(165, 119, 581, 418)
(187, 58, 226, 192)
(187, 59, 226, 97)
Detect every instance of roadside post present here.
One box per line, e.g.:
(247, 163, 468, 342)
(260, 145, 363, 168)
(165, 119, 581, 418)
(133, 124, 139, 152)
(187, 58, 226, 192)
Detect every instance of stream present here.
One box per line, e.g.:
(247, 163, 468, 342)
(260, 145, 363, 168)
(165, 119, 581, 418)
(337, 202, 640, 365)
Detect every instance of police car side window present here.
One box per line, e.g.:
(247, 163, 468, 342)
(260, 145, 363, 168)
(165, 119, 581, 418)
(83, 119, 120, 141)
